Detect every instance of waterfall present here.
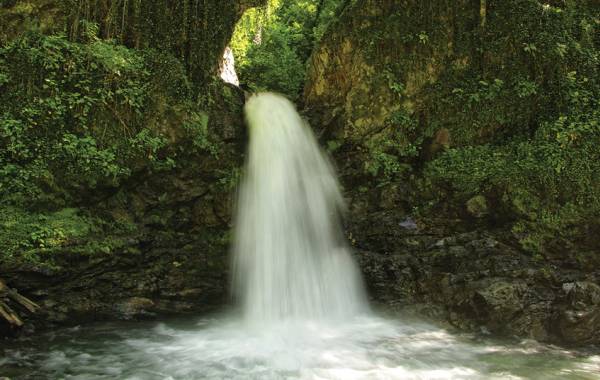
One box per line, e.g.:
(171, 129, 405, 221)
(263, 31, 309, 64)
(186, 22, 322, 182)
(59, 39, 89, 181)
(220, 46, 240, 86)
(232, 92, 368, 323)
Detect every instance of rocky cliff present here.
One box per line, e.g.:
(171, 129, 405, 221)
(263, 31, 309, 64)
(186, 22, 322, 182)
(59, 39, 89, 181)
(0, 0, 266, 336)
(305, 0, 600, 345)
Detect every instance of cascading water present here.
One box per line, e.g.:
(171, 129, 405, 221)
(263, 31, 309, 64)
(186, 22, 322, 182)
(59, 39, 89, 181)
(232, 92, 367, 323)
(4, 94, 599, 380)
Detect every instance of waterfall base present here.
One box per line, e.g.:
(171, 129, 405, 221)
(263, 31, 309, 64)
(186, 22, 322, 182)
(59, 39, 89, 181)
(3, 313, 599, 379)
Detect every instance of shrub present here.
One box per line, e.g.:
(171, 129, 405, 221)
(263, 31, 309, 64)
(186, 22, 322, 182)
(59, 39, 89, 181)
(0, 32, 173, 206)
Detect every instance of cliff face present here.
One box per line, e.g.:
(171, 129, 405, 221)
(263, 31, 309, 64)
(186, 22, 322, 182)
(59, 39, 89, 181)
(0, 0, 266, 335)
(305, 0, 475, 140)
(304, 0, 600, 345)
(305, 0, 598, 146)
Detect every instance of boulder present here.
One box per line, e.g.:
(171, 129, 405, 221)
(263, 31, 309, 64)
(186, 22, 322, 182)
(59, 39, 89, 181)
(115, 297, 156, 319)
(555, 282, 600, 345)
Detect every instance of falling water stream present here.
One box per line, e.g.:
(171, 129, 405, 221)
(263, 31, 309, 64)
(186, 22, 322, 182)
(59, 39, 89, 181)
(2, 93, 599, 379)
(232, 92, 367, 323)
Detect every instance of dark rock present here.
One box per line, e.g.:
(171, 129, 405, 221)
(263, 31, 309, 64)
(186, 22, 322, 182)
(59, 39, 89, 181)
(555, 282, 600, 345)
(556, 309, 600, 345)
(351, 211, 600, 346)
(469, 280, 527, 330)
(115, 297, 156, 320)
(399, 217, 418, 230)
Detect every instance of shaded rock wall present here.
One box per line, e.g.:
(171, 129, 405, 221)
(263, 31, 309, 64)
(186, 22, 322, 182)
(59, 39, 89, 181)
(305, 0, 600, 345)
(0, 0, 63, 42)
(351, 211, 600, 345)
(0, 0, 265, 335)
(304, 0, 479, 143)
(305, 0, 597, 147)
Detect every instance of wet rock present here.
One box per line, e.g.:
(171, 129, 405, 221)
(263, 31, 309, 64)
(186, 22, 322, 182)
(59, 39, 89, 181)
(469, 280, 527, 330)
(155, 300, 197, 313)
(351, 212, 600, 346)
(556, 309, 600, 345)
(399, 217, 418, 230)
(563, 281, 600, 305)
(42, 299, 69, 323)
(115, 297, 156, 320)
(192, 197, 221, 227)
(160, 288, 204, 300)
(555, 282, 600, 345)
(379, 184, 402, 210)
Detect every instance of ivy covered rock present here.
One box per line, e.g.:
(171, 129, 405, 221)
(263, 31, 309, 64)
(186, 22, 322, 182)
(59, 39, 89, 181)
(305, 0, 599, 259)
(307, 0, 600, 345)
(0, 0, 261, 334)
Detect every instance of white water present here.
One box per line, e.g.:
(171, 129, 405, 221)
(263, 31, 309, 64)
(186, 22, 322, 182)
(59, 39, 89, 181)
(3, 93, 600, 379)
(4, 314, 599, 379)
(232, 92, 367, 323)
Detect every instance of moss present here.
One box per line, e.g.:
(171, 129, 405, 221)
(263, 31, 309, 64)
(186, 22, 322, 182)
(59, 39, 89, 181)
(306, 0, 599, 258)
(0, 1, 255, 268)
(466, 195, 489, 218)
(0, 205, 139, 266)
(0, 0, 63, 43)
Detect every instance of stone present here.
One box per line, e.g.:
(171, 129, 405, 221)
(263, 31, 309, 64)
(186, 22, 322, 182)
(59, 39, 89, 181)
(555, 282, 600, 344)
(115, 297, 155, 319)
(556, 308, 600, 345)
(352, 216, 600, 345)
(399, 217, 418, 230)
(564, 281, 600, 305)
(471, 281, 525, 318)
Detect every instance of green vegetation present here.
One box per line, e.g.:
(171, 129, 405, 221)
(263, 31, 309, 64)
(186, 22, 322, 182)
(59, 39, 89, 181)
(0, 30, 224, 264)
(426, 70, 599, 255)
(0, 206, 137, 267)
(363, 108, 421, 184)
(350, 1, 599, 256)
(0, 33, 173, 206)
(231, 0, 344, 99)
(422, 2, 599, 256)
(0, 0, 598, 266)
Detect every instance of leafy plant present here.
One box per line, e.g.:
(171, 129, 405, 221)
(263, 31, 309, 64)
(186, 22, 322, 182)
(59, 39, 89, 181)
(231, 0, 345, 99)
(426, 70, 600, 255)
(0, 32, 174, 206)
